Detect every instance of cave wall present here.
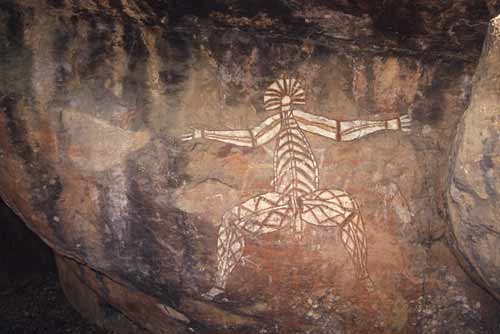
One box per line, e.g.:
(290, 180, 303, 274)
(0, 1, 499, 333)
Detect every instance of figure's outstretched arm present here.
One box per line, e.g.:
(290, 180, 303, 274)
(181, 113, 281, 147)
(339, 115, 411, 141)
(293, 110, 411, 142)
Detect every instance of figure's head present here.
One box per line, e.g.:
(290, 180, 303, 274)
(264, 77, 305, 113)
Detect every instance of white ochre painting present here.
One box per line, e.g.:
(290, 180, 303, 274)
(181, 76, 411, 298)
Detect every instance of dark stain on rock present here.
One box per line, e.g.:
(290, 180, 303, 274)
(0, 6, 67, 243)
(0, 3, 33, 97)
(31, 175, 64, 241)
(457, 10, 487, 55)
(372, 0, 423, 37)
(133, 0, 153, 16)
(481, 155, 494, 170)
(216, 144, 235, 158)
(116, 177, 184, 304)
(223, 0, 294, 19)
(480, 134, 499, 200)
(167, 0, 221, 22)
(85, 17, 113, 77)
(450, 20, 488, 54)
(225, 84, 246, 106)
(207, 31, 312, 107)
(166, 150, 191, 189)
(0, 2, 23, 43)
(108, 0, 124, 10)
(160, 69, 185, 89)
(52, 20, 72, 95)
(98, 169, 131, 255)
(122, 20, 151, 130)
(123, 20, 149, 59)
(178, 213, 215, 293)
(1, 95, 33, 161)
(94, 151, 216, 297)
(365, 57, 376, 113)
(47, 0, 65, 9)
(413, 59, 466, 123)
(129, 138, 191, 194)
(95, 156, 202, 304)
(1, 96, 65, 243)
(157, 30, 194, 113)
(0, 6, 31, 115)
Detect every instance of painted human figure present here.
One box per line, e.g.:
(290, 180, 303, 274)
(182, 77, 411, 298)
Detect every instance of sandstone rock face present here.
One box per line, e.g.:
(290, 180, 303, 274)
(1, 1, 499, 333)
(448, 15, 500, 301)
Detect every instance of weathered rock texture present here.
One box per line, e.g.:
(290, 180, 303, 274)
(448, 15, 500, 301)
(1, 1, 499, 333)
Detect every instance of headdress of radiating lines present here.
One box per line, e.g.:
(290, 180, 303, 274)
(263, 77, 306, 111)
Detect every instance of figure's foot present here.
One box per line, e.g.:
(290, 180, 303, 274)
(202, 286, 225, 300)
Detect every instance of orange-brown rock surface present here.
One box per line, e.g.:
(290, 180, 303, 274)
(0, 1, 499, 333)
(448, 15, 500, 302)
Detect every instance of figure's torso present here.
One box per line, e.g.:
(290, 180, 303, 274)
(273, 111, 319, 198)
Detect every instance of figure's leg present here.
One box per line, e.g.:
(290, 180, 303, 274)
(338, 212, 371, 285)
(213, 214, 245, 291)
(206, 192, 292, 298)
(301, 189, 372, 287)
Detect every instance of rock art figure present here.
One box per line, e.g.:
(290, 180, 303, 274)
(182, 77, 411, 298)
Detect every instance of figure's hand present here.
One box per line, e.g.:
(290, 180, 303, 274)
(399, 114, 412, 132)
(181, 128, 203, 142)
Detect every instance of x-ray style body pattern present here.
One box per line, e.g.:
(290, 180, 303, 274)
(182, 77, 411, 298)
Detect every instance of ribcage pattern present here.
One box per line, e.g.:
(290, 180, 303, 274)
(274, 116, 319, 196)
